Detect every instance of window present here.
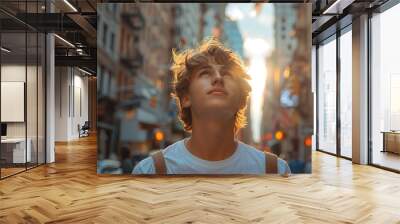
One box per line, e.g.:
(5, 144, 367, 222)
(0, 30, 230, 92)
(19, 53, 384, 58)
(110, 32, 115, 52)
(317, 36, 337, 154)
(134, 34, 139, 42)
(0, 2, 46, 178)
(316, 25, 354, 160)
(113, 4, 117, 14)
(371, 3, 400, 171)
(339, 28, 352, 158)
(103, 23, 108, 46)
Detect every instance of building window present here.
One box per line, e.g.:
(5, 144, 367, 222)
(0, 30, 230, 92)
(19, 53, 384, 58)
(112, 4, 117, 14)
(103, 23, 108, 46)
(134, 34, 139, 42)
(110, 32, 115, 52)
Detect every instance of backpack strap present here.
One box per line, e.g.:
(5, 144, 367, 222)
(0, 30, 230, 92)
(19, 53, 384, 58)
(264, 152, 278, 174)
(151, 151, 167, 175)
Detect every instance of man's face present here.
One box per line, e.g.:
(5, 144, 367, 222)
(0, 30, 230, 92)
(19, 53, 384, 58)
(182, 60, 246, 119)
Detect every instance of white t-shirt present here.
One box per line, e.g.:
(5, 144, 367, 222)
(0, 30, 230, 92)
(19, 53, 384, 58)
(132, 139, 291, 175)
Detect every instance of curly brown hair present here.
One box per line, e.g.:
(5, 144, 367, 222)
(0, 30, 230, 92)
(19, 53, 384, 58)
(170, 38, 252, 134)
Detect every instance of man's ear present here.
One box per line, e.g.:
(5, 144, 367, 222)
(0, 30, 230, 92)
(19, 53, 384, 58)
(181, 94, 191, 108)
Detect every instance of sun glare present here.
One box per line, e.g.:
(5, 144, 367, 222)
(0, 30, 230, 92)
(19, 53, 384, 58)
(244, 38, 270, 143)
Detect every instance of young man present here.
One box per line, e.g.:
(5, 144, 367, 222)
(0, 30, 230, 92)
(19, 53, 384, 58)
(132, 39, 291, 175)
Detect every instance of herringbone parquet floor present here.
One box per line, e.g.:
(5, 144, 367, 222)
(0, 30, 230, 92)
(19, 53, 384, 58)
(1, 135, 400, 223)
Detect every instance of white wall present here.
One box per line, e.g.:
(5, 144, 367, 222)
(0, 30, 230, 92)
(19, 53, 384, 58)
(55, 67, 89, 141)
(1, 65, 26, 131)
(1, 82, 25, 122)
(1, 65, 38, 138)
(71, 72, 89, 138)
(55, 67, 69, 141)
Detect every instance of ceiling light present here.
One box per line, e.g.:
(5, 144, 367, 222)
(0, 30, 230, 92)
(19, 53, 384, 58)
(78, 67, 93, 76)
(76, 49, 84, 55)
(323, 0, 354, 15)
(63, 0, 78, 12)
(323, 0, 341, 14)
(1, 47, 11, 53)
(54, 34, 75, 48)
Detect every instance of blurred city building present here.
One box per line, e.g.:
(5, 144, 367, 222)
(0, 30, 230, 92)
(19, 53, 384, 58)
(98, 4, 119, 100)
(261, 4, 312, 173)
(97, 4, 122, 172)
(172, 3, 201, 50)
(201, 3, 227, 40)
(98, 3, 215, 173)
(223, 17, 245, 60)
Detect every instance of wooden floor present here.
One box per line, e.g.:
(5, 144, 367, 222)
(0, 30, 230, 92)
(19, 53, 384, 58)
(1, 164, 45, 178)
(373, 150, 400, 171)
(1, 135, 400, 223)
(1, 167, 26, 178)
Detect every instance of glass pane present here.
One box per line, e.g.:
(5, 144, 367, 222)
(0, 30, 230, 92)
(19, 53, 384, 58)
(1, 31, 27, 177)
(371, 4, 400, 171)
(38, 32, 45, 165)
(27, 31, 38, 169)
(26, 0, 40, 169)
(340, 30, 352, 158)
(318, 37, 337, 154)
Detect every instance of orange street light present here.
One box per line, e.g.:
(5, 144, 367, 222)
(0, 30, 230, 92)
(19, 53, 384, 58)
(154, 130, 164, 142)
(304, 135, 312, 148)
(275, 130, 284, 141)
